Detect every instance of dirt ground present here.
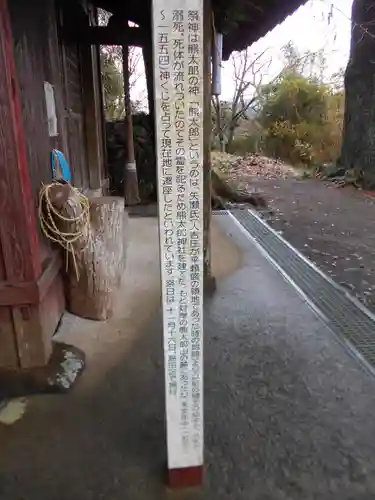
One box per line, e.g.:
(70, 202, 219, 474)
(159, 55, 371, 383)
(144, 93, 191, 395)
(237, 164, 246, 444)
(246, 177, 375, 313)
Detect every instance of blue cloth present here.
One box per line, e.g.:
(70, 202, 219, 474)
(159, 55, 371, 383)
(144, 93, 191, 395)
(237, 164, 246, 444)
(51, 149, 72, 182)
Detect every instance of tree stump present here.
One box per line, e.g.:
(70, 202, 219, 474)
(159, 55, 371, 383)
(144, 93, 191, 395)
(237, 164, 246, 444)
(68, 196, 128, 320)
(43, 186, 128, 320)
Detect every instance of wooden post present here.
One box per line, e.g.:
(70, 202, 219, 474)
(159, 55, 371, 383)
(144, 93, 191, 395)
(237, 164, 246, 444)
(143, 39, 155, 120)
(45, 188, 128, 321)
(122, 43, 140, 205)
(152, 0, 204, 488)
(80, 43, 105, 191)
(203, 0, 215, 294)
(142, 37, 157, 199)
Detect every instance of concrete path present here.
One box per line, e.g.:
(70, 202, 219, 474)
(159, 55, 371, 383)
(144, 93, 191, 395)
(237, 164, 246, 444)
(1, 215, 375, 499)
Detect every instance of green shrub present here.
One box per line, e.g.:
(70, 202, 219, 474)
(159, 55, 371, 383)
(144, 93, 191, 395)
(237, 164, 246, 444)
(257, 72, 344, 166)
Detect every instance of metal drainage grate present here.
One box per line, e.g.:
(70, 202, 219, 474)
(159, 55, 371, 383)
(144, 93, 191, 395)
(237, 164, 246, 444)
(228, 208, 375, 372)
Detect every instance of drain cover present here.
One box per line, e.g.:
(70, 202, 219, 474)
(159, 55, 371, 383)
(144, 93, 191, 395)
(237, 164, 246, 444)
(227, 208, 375, 373)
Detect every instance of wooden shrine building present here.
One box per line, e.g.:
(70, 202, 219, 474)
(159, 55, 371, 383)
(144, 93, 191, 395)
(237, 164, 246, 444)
(0, 0, 306, 369)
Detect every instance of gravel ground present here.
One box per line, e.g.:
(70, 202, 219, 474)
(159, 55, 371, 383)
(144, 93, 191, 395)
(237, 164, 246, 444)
(251, 178, 375, 313)
(214, 152, 375, 314)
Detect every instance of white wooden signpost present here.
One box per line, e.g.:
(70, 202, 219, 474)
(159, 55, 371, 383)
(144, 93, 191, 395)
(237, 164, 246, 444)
(152, 0, 204, 488)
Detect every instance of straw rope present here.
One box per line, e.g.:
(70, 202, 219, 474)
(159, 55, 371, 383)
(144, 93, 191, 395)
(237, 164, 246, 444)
(38, 182, 90, 279)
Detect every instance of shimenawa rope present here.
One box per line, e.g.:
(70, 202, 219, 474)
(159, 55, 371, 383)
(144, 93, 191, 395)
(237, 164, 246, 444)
(38, 183, 90, 279)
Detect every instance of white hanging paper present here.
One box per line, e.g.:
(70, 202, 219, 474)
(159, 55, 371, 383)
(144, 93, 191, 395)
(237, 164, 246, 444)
(44, 81, 58, 137)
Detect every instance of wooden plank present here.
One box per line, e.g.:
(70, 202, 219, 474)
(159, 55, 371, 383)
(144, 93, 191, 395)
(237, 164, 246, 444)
(152, 0, 204, 487)
(0, 282, 39, 306)
(60, 31, 90, 190)
(7, 255, 64, 369)
(0, 307, 19, 368)
(0, 0, 41, 282)
(65, 112, 89, 188)
(11, 274, 64, 369)
(37, 251, 62, 302)
(0, 245, 18, 368)
(0, 251, 61, 306)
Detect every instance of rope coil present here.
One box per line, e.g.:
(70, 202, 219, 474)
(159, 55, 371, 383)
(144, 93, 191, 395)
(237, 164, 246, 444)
(38, 182, 91, 280)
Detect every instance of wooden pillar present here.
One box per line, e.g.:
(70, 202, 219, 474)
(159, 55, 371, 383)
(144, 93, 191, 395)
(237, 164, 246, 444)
(80, 42, 105, 191)
(0, 0, 64, 369)
(153, 0, 205, 488)
(142, 36, 156, 199)
(95, 42, 108, 177)
(143, 38, 155, 120)
(122, 43, 140, 205)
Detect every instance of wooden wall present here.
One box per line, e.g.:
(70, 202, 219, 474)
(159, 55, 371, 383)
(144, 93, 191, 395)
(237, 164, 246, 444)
(61, 35, 89, 188)
(9, 0, 56, 203)
(0, 0, 62, 369)
(9, 0, 92, 200)
(8, 0, 95, 263)
(0, 0, 103, 369)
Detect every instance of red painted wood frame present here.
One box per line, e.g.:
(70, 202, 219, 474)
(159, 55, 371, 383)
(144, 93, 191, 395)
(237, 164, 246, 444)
(0, 0, 40, 283)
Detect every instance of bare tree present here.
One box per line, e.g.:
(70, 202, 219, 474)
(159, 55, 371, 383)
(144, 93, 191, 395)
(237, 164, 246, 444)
(282, 41, 330, 83)
(212, 48, 272, 152)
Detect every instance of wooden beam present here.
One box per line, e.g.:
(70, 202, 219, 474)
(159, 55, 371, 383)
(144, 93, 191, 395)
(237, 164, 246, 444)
(0, 252, 61, 307)
(65, 25, 146, 47)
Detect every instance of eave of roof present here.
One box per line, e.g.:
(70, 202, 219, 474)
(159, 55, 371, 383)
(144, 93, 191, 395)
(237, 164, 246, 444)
(214, 0, 308, 59)
(92, 0, 308, 58)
